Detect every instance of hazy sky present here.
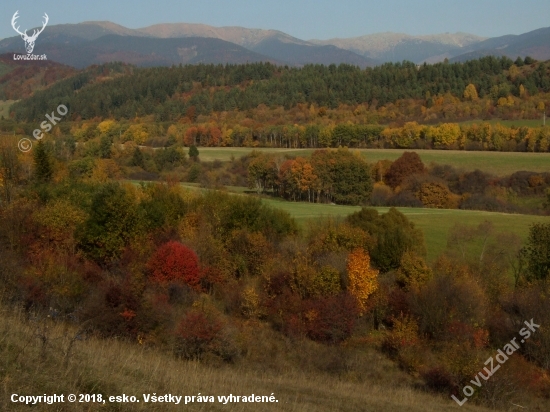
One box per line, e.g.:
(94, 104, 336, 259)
(1, 0, 549, 40)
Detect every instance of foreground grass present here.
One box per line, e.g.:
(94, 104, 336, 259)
(0, 306, 495, 412)
(259, 198, 550, 262)
(197, 147, 550, 176)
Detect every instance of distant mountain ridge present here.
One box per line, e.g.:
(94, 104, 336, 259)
(0, 21, 376, 69)
(0, 20, 549, 69)
(309, 32, 487, 63)
(449, 27, 550, 63)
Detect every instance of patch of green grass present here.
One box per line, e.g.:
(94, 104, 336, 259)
(197, 147, 550, 176)
(359, 149, 550, 176)
(259, 198, 550, 262)
(131, 179, 550, 262)
(0, 100, 15, 119)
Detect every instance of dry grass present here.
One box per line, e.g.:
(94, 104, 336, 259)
(0, 306, 499, 412)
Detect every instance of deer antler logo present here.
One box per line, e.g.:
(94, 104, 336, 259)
(11, 11, 49, 54)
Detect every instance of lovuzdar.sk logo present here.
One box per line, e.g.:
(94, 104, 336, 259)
(11, 10, 48, 61)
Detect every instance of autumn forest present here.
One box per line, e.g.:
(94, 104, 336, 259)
(1, 51, 550, 411)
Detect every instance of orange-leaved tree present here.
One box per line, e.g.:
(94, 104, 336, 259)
(147, 241, 202, 290)
(346, 248, 379, 315)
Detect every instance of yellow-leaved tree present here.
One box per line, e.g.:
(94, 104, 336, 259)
(463, 84, 478, 101)
(346, 248, 379, 315)
(97, 120, 116, 135)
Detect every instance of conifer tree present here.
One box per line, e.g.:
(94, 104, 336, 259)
(33, 141, 53, 182)
(189, 144, 199, 162)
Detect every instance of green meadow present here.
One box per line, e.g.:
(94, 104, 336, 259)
(197, 147, 550, 176)
(172, 182, 549, 262)
(260, 198, 550, 262)
(0, 100, 15, 119)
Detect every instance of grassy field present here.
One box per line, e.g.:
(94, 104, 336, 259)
(0, 305, 497, 412)
(172, 182, 550, 262)
(0, 100, 15, 119)
(259, 198, 550, 262)
(197, 147, 550, 176)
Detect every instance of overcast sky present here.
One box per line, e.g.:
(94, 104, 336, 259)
(1, 0, 549, 40)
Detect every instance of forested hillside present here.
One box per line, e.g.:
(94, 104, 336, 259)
(10, 56, 550, 122)
(0, 54, 77, 101)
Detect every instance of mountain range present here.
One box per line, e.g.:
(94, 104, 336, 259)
(0, 21, 549, 69)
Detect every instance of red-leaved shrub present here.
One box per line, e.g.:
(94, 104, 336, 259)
(147, 241, 202, 290)
(175, 310, 222, 359)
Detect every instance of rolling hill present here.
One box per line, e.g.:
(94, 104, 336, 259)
(0, 54, 76, 100)
(1, 35, 282, 69)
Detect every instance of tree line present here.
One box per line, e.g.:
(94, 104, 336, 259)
(10, 56, 550, 123)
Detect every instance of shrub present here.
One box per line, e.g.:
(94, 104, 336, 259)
(369, 183, 393, 206)
(147, 241, 202, 290)
(346, 207, 426, 272)
(387, 190, 423, 208)
(174, 310, 222, 360)
(384, 152, 426, 189)
(460, 193, 512, 212)
(304, 293, 359, 343)
(382, 313, 419, 355)
(421, 366, 458, 394)
(523, 223, 550, 282)
(408, 272, 487, 340)
(396, 251, 432, 290)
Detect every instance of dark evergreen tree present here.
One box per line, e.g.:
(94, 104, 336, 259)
(130, 147, 145, 168)
(189, 145, 199, 162)
(33, 141, 53, 183)
(523, 223, 550, 281)
(99, 135, 112, 159)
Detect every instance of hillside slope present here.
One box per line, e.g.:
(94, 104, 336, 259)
(0, 306, 494, 412)
(0, 54, 76, 100)
(6, 35, 281, 69)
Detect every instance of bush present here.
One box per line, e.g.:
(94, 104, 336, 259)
(174, 310, 222, 360)
(147, 241, 202, 290)
(346, 208, 426, 272)
(421, 366, 458, 394)
(408, 271, 487, 340)
(369, 183, 393, 206)
(384, 152, 426, 189)
(304, 293, 359, 343)
(460, 193, 515, 213)
(187, 163, 202, 182)
(387, 191, 423, 208)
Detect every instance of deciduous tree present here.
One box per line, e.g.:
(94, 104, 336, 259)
(147, 241, 202, 290)
(346, 248, 379, 314)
